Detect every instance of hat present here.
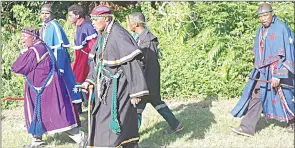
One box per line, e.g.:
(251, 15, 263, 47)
(41, 4, 53, 13)
(90, 5, 113, 18)
(22, 27, 40, 37)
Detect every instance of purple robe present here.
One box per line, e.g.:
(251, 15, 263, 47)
(12, 41, 78, 134)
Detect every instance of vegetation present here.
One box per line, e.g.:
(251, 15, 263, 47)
(2, 99, 294, 147)
(1, 2, 294, 108)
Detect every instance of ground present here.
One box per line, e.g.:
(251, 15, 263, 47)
(2, 98, 294, 148)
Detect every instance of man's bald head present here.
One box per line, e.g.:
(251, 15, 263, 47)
(128, 12, 146, 26)
(127, 12, 146, 32)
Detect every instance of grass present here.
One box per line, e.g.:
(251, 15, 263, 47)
(1, 97, 294, 148)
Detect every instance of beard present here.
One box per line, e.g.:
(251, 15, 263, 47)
(262, 22, 270, 28)
(43, 15, 54, 24)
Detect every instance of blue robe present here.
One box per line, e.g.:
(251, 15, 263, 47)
(232, 15, 295, 122)
(41, 19, 81, 103)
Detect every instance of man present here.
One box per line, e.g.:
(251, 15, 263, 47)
(12, 27, 87, 148)
(68, 4, 97, 113)
(231, 3, 294, 137)
(80, 5, 149, 148)
(39, 4, 82, 126)
(126, 12, 184, 134)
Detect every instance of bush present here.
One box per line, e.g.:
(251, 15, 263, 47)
(1, 2, 294, 108)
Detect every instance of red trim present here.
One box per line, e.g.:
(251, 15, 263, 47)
(265, 113, 294, 121)
(285, 59, 294, 66)
(273, 72, 288, 76)
(76, 18, 85, 27)
(260, 52, 284, 62)
(270, 33, 275, 40)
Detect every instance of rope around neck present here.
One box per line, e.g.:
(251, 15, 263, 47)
(26, 43, 56, 136)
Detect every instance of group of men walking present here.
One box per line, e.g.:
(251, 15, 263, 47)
(11, 2, 294, 148)
(13, 3, 183, 148)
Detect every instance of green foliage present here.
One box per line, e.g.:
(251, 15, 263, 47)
(1, 2, 294, 108)
(139, 2, 294, 98)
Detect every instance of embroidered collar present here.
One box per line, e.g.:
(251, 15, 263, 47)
(76, 18, 85, 27)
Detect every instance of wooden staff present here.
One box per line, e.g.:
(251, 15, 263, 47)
(87, 85, 94, 141)
(76, 84, 94, 141)
(249, 78, 294, 88)
(2, 96, 24, 103)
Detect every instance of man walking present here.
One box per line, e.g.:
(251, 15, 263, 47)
(231, 3, 294, 136)
(39, 3, 82, 126)
(127, 12, 184, 134)
(81, 5, 149, 147)
(68, 4, 97, 113)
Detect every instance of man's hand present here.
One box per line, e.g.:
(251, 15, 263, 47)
(131, 98, 141, 107)
(271, 77, 280, 88)
(80, 82, 90, 90)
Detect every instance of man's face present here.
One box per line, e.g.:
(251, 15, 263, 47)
(127, 19, 137, 32)
(92, 17, 107, 32)
(258, 12, 273, 28)
(40, 11, 52, 23)
(21, 33, 34, 48)
(68, 11, 78, 24)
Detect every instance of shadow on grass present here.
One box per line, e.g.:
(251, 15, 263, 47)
(255, 116, 288, 133)
(45, 111, 89, 145)
(139, 95, 217, 148)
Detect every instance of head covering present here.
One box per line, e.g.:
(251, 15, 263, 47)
(257, 3, 274, 15)
(90, 5, 114, 18)
(41, 4, 53, 13)
(22, 27, 40, 38)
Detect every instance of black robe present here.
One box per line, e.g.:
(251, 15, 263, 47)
(86, 22, 149, 147)
(135, 29, 161, 99)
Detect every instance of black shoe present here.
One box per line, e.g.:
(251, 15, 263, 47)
(163, 122, 184, 135)
(287, 123, 294, 133)
(79, 132, 88, 148)
(231, 127, 253, 137)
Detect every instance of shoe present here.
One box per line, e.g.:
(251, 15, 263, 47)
(23, 144, 45, 148)
(163, 122, 184, 134)
(79, 132, 88, 148)
(286, 123, 294, 133)
(231, 127, 253, 137)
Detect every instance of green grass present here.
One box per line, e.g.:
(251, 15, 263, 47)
(2, 98, 294, 148)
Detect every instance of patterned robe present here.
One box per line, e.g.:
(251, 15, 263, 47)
(12, 41, 77, 135)
(86, 22, 149, 147)
(40, 19, 81, 103)
(232, 15, 295, 122)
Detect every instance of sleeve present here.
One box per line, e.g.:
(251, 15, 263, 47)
(121, 56, 149, 98)
(56, 46, 66, 73)
(11, 49, 37, 76)
(85, 39, 99, 85)
(85, 58, 96, 85)
(253, 28, 260, 55)
(44, 24, 66, 73)
(151, 40, 161, 58)
(273, 26, 295, 78)
(85, 38, 97, 53)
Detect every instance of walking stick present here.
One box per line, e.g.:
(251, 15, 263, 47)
(2, 96, 24, 103)
(87, 85, 94, 141)
(249, 78, 294, 89)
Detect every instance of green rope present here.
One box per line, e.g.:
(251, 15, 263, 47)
(94, 33, 122, 134)
(109, 72, 121, 133)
